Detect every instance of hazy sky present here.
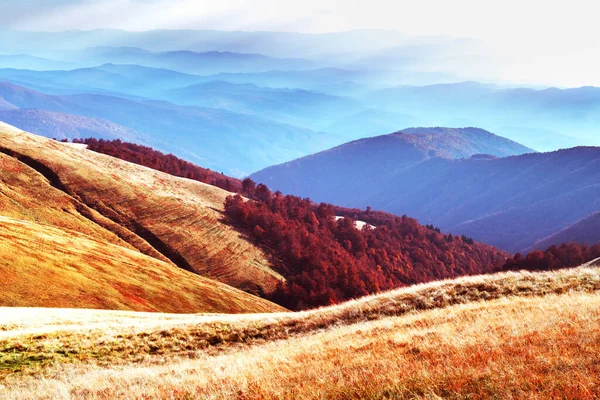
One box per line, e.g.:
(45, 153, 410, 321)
(2, 0, 599, 86)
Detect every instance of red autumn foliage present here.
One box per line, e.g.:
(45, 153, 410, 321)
(500, 242, 600, 272)
(224, 190, 507, 310)
(81, 138, 242, 193)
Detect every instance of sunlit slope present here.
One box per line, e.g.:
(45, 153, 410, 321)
(0, 215, 285, 314)
(1, 266, 599, 397)
(0, 121, 283, 294)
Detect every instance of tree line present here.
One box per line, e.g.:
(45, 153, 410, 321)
(225, 185, 507, 310)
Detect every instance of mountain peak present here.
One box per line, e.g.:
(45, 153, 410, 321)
(385, 126, 534, 159)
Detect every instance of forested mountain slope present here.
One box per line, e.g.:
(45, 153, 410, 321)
(251, 129, 600, 252)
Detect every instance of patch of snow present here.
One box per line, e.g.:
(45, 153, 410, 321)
(335, 216, 375, 229)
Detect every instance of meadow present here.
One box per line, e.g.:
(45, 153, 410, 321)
(2, 264, 600, 399)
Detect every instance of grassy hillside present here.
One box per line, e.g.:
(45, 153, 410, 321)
(1, 265, 599, 397)
(0, 122, 284, 304)
(0, 215, 284, 314)
(77, 136, 511, 310)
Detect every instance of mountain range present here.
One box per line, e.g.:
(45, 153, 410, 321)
(0, 109, 145, 141)
(69, 47, 319, 75)
(1, 28, 600, 253)
(359, 82, 600, 151)
(251, 127, 600, 252)
(0, 82, 330, 176)
(2, 64, 600, 155)
(0, 29, 459, 62)
(164, 80, 364, 129)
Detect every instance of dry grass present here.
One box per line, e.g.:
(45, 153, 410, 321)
(2, 291, 599, 399)
(0, 215, 285, 315)
(0, 122, 283, 296)
(0, 150, 131, 249)
(1, 266, 599, 387)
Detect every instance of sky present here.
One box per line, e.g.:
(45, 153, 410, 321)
(1, 0, 599, 87)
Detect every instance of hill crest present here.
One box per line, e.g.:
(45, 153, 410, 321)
(0, 121, 285, 312)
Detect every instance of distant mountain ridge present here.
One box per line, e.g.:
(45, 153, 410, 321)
(0, 82, 330, 176)
(251, 127, 533, 199)
(0, 109, 146, 142)
(0, 29, 439, 59)
(361, 82, 600, 151)
(250, 128, 599, 252)
(531, 211, 600, 252)
(70, 46, 318, 74)
(164, 80, 364, 128)
(0, 54, 79, 71)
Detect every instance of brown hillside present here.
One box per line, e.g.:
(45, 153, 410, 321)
(0, 121, 285, 315)
(0, 215, 284, 313)
(0, 121, 283, 295)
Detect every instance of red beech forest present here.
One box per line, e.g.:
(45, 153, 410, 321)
(224, 188, 507, 309)
(500, 242, 600, 272)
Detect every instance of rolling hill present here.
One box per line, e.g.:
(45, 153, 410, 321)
(0, 216, 283, 314)
(0, 121, 285, 310)
(250, 128, 600, 252)
(2, 265, 599, 397)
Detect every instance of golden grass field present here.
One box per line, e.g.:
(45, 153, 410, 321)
(0, 215, 284, 314)
(0, 122, 283, 296)
(0, 122, 286, 314)
(1, 265, 600, 399)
